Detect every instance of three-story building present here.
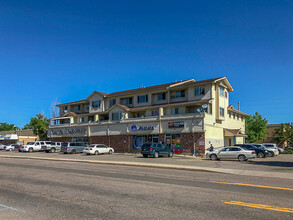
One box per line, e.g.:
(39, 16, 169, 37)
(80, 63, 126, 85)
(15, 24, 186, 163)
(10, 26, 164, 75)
(48, 77, 248, 153)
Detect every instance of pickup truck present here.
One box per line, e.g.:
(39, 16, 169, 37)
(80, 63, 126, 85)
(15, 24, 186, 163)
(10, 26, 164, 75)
(43, 142, 62, 153)
(141, 143, 174, 158)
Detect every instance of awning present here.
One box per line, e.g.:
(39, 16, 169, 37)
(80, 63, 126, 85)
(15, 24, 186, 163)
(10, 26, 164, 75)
(224, 129, 247, 137)
(0, 134, 18, 141)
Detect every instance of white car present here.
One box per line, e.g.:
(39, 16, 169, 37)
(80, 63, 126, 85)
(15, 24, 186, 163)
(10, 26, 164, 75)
(263, 143, 279, 156)
(83, 144, 114, 155)
(20, 141, 42, 152)
(5, 144, 16, 151)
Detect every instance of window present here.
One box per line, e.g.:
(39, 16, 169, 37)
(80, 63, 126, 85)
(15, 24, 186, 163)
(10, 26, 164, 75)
(112, 112, 122, 120)
(225, 91, 228, 98)
(229, 112, 231, 118)
(241, 116, 244, 121)
(175, 90, 185, 98)
(86, 104, 89, 110)
(220, 107, 225, 117)
(157, 93, 166, 101)
(237, 114, 239, 120)
(233, 113, 236, 119)
(92, 101, 100, 109)
(109, 99, 116, 108)
(80, 117, 85, 123)
(152, 110, 159, 116)
(219, 87, 225, 96)
(74, 105, 81, 111)
(63, 106, 68, 112)
(171, 108, 179, 115)
(125, 97, 133, 105)
(230, 147, 241, 151)
(195, 87, 205, 96)
(137, 95, 148, 103)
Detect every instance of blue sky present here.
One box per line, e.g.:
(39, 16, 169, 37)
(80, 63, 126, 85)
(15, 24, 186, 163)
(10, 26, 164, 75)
(0, 0, 292, 127)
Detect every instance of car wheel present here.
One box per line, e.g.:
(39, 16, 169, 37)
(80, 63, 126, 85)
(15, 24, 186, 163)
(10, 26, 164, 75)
(257, 152, 265, 158)
(9, 148, 13, 151)
(94, 151, 99, 155)
(168, 151, 174, 158)
(109, 150, 113, 154)
(29, 148, 33, 153)
(71, 150, 76, 154)
(238, 155, 246, 161)
(268, 151, 275, 157)
(154, 151, 159, 158)
(210, 154, 218, 161)
(50, 148, 56, 153)
(143, 154, 148, 158)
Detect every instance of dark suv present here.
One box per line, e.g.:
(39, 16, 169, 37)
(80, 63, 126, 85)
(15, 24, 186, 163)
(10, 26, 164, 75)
(235, 144, 268, 158)
(141, 143, 174, 158)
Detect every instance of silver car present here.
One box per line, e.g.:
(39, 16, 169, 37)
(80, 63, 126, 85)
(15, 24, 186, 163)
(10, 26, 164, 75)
(206, 146, 256, 161)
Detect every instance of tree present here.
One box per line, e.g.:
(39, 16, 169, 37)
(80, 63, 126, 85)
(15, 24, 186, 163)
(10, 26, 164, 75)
(22, 123, 32, 130)
(26, 113, 50, 140)
(0, 123, 19, 131)
(246, 112, 268, 143)
(274, 123, 293, 147)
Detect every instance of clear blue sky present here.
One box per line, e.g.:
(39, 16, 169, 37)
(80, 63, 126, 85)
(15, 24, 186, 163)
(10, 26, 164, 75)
(0, 0, 292, 127)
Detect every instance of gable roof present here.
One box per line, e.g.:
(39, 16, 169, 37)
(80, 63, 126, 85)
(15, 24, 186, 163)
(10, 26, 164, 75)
(57, 77, 233, 106)
(227, 105, 249, 116)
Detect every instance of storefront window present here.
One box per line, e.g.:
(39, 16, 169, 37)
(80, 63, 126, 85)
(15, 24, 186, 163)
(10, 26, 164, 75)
(132, 135, 159, 149)
(165, 134, 181, 148)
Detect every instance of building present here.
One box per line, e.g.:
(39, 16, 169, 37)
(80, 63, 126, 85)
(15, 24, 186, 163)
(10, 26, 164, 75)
(0, 129, 38, 145)
(262, 124, 287, 148)
(48, 77, 248, 154)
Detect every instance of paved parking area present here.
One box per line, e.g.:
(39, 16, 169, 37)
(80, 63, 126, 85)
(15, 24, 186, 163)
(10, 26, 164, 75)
(0, 150, 292, 173)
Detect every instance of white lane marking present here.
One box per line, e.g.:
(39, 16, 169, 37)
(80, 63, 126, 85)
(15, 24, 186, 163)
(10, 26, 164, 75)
(0, 204, 25, 212)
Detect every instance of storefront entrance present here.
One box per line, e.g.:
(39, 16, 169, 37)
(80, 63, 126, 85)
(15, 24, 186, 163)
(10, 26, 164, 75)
(165, 134, 181, 148)
(72, 137, 89, 143)
(132, 135, 159, 149)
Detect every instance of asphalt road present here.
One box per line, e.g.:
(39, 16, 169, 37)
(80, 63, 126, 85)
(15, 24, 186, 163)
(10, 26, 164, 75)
(0, 158, 292, 219)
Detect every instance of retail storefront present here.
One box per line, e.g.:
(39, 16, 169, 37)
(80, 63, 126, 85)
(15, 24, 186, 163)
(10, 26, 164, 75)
(0, 130, 38, 145)
(48, 118, 205, 154)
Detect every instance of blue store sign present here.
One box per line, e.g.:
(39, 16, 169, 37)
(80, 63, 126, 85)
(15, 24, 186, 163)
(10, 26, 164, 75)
(131, 124, 154, 132)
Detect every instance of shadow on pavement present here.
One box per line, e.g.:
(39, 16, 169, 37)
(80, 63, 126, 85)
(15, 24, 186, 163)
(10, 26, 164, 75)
(247, 161, 293, 168)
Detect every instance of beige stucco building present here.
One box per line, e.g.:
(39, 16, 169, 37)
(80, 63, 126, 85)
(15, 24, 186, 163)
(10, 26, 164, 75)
(48, 77, 248, 154)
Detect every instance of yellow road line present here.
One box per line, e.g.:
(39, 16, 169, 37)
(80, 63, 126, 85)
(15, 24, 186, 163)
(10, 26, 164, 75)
(225, 201, 293, 213)
(211, 181, 293, 191)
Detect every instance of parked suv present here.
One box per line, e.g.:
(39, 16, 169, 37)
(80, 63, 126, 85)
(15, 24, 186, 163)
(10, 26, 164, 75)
(20, 141, 50, 152)
(43, 142, 62, 153)
(141, 143, 174, 158)
(60, 142, 87, 154)
(235, 144, 268, 158)
(251, 144, 276, 157)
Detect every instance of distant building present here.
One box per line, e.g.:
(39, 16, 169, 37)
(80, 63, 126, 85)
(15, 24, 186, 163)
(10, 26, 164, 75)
(0, 130, 38, 145)
(262, 124, 287, 148)
(48, 77, 248, 153)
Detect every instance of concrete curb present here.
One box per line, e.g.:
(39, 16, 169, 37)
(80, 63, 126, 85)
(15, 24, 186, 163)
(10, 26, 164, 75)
(0, 155, 292, 180)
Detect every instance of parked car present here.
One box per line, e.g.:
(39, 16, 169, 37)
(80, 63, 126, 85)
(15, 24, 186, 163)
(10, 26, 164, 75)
(141, 143, 174, 158)
(43, 142, 61, 153)
(0, 144, 5, 150)
(277, 147, 284, 154)
(252, 144, 275, 157)
(235, 144, 268, 158)
(263, 143, 279, 156)
(83, 144, 114, 155)
(206, 146, 256, 161)
(20, 141, 44, 152)
(60, 142, 87, 154)
(5, 144, 20, 151)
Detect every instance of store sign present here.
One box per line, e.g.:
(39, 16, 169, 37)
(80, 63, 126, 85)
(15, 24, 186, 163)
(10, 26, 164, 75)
(48, 128, 87, 135)
(131, 124, 154, 132)
(168, 121, 184, 128)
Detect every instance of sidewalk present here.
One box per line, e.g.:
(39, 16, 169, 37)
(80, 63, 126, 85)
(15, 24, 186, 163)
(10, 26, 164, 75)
(0, 152, 292, 180)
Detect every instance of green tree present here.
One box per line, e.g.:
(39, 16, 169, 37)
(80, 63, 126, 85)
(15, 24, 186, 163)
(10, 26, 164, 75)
(26, 114, 50, 140)
(22, 123, 33, 130)
(274, 123, 293, 147)
(0, 123, 19, 131)
(246, 112, 268, 143)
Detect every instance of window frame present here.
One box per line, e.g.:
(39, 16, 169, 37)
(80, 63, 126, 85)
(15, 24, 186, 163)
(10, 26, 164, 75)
(194, 87, 205, 96)
(219, 107, 225, 117)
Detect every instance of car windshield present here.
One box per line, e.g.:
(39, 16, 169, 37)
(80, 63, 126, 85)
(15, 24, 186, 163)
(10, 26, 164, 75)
(27, 142, 35, 145)
(89, 145, 96, 148)
(264, 145, 274, 148)
(62, 143, 68, 146)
